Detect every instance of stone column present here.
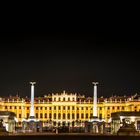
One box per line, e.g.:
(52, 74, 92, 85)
(92, 82, 98, 118)
(29, 82, 36, 118)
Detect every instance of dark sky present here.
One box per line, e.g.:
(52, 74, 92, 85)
(0, 32, 140, 97)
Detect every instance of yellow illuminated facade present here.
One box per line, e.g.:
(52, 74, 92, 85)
(0, 91, 140, 127)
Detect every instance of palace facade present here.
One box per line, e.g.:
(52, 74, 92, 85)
(0, 90, 140, 128)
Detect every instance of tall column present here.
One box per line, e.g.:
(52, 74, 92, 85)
(29, 82, 36, 118)
(92, 82, 98, 118)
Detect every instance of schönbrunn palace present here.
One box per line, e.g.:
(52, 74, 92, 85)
(0, 90, 140, 127)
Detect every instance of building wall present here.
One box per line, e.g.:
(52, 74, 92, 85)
(0, 92, 140, 127)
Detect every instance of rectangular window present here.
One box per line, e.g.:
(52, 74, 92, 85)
(68, 106, 70, 110)
(63, 106, 65, 110)
(72, 106, 74, 110)
(27, 113, 29, 118)
(36, 107, 38, 110)
(81, 113, 84, 119)
(86, 107, 88, 110)
(86, 113, 88, 119)
(54, 106, 56, 110)
(40, 113, 43, 118)
(58, 106, 61, 110)
(45, 113, 47, 118)
(40, 107, 42, 110)
(19, 114, 21, 118)
(36, 113, 38, 118)
(45, 107, 47, 110)
(19, 106, 21, 109)
(15, 106, 17, 109)
(10, 106, 12, 109)
(72, 113, 75, 119)
(81, 107, 83, 110)
(100, 107, 102, 110)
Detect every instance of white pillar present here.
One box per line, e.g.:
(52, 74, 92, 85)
(29, 82, 36, 118)
(92, 82, 98, 118)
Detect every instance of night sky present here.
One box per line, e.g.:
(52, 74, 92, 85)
(0, 32, 140, 98)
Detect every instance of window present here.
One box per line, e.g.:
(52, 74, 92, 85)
(49, 107, 51, 110)
(27, 113, 29, 118)
(99, 114, 102, 119)
(54, 98, 56, 101)
(54, 106, 56, 110)
(40, 113, 43, 118)
(19, 114, 21, 118)
(58, 113, 61, 119)
(77, 107, 79, 110)
(15, 106, 17, 109)
(81, 107, 83, 110)
(10, 106, 12, 109)
(45, 107, 47, 110)
(49, 113, 52, 119)
(86, 113, 88, 119)
(63, 97, 65, 101)
(68, 106, 70, 110)
(112, 107, 115, 110)
(36, 113, 38, 118)
(100, 107, 102, 110)
(122, 106, 124, 110)
(63, 113, 65, 119)
(45, 113, 47, 118)
(54, 113, 56, 119)
(72, 113, 75, 119)
(58, 97, 61, 101)
(19, 106, 21, 109)
(81, 113, 84, 119)
(36, 107, 38, 110)
(63, 106, 65, 110)
(27, 107, 29, 110)
(72, 106, 74, 110)
(67, 113, 70, 119)
(77, 113, 79, 119)
(58, 106, 61, 110)
(72, 98, 75, 101)
(107, 107, 110, 110)
(68, 97, 70, 101)
(40, 107, 42, 110)
(86, 107, 88, 110)
(117, 106, 119, 110)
